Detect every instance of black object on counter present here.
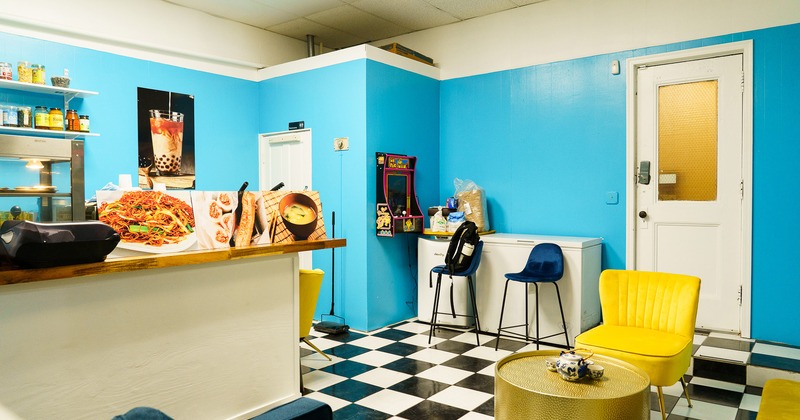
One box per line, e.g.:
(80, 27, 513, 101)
(0, 220, 120, 268)
(230, 181, 249, 246)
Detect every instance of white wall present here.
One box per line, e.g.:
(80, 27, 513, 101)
(373, 0, 800, 79)
(0, 0, 307, 80)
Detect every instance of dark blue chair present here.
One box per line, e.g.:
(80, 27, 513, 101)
(495, 242, 569, 350)
(428, 240, 484, 346)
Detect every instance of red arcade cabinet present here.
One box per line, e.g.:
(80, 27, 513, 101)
(376, 152, 423, 237)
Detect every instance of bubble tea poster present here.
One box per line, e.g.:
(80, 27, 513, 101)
(137, 87, 196, 190)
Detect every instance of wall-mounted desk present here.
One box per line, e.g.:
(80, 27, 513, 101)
(0, 239, 345, 420)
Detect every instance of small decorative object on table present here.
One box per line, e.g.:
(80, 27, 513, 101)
(556, 349, 593, 381)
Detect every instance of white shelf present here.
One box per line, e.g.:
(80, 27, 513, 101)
(0, 79, 98, 101)
(0, 126, 98, 139)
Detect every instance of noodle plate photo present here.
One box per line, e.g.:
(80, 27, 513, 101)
(97, 190, 197, 254)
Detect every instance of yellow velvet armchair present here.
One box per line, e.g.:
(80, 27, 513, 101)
(575, 269, 701, 419)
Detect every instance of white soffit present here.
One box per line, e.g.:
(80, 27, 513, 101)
(258, 44, 440, 81)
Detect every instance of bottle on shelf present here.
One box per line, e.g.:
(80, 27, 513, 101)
(17, 61, 32, 83)
(34, 106, 49, 129)
(48, 107, 64, 130)
(66, 109, 80, 131)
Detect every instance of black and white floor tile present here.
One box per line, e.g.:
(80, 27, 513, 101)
(299, 320, 800, 419)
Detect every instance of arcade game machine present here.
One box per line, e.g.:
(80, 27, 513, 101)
(376, 152, 423, 237)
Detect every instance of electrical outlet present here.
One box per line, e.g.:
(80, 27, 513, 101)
(334, 137, 349, 151)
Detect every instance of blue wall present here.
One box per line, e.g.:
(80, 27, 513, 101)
(259, 60, 440, 331)
(365, 60, 440, 330)
(259, 60, 369, 328)
(438, 23, 800, 346)
(0, 31, 259, 195)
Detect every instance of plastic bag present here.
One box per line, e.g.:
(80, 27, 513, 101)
(446, 211, 465, 232)
(453, 178, 489, 232)
(431, 207, 447, 232)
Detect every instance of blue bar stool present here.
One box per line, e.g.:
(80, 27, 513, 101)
(495, 242, 569, 350)
(428, 240, 484, 346)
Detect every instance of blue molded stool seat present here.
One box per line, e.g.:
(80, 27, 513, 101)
(495, 242, 570, 350)
(428, 241, 484, 346)
(251, 397, 333, 420)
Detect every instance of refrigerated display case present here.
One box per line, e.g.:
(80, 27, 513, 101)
(0, 135, 85, 222)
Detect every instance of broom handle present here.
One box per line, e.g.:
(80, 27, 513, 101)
(330, 211, 335, 315)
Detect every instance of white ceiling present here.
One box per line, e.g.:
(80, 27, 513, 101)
(164, 0, 547, 50)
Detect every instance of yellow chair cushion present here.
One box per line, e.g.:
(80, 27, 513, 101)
(757, 379, 800, 419)
(576, 325, 693, 386)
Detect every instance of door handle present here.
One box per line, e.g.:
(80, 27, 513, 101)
(638, 211, 647, 219)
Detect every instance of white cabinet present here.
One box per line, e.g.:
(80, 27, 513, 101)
(418, 233, 602, 343)
(476, 234, 602, 346)
(418, 237, 474, 327)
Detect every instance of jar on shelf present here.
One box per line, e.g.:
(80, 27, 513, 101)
(48, 107, 64, 130)
(17, 61, 32, 83)
(79, 114, 90, 132)
(4, 106, 18, 127)
(18, 106, 32, 128)
(31, 64, 46, 85)
(34, 106, 50, 129)
(0, 62, 12, 80)
(66, 109, 80, 131)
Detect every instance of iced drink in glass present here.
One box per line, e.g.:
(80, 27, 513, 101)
(149, 109, 184, 175)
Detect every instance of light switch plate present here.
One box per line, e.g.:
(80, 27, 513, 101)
(334, 137, 349, 151)
(606, 191, 619, 205)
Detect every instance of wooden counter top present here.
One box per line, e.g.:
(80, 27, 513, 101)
(0, 238, 346, 286)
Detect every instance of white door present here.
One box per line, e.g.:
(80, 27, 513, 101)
(258, 129, 312, 269)
(635, 55, 743, 332)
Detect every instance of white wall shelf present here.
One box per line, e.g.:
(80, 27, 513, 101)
(0, 126, 98, 139)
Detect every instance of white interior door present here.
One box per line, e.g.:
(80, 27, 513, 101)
(259, 129, 312, 269)
(635, 55, 743, 332)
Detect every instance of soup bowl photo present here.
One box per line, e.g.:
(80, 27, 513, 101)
(278, 193, 319, 240)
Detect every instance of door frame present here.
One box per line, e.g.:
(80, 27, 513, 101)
(625, 41, 753, 337)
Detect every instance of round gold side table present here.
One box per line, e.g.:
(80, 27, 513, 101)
(495, 350, 650, 420)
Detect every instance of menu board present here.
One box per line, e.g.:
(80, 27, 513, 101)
(96, 190, 325, 254)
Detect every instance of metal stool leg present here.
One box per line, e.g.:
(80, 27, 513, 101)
(524, 282, 530, 343)
(533, 282, 540, 350)
(495, 279, 511, 350)
(467, 274, 481, 346)
(428, 272, 443, 344)
(552, 282, 570, 348)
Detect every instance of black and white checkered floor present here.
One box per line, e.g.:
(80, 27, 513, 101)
(299, 320, 800, 419)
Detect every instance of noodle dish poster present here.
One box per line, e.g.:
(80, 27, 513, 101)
(97, 190, 326, 255)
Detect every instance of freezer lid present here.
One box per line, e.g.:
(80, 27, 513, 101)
(479, 233, 602, 249)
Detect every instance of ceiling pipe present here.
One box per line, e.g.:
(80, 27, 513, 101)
(306, 34, 315, 57)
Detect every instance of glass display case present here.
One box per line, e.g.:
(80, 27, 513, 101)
(0, 135, 85, 221)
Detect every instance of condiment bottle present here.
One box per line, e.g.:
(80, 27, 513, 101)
(17, 61, 32, 83)
(34, 106, 49, 129)
(79, 114, 90, 132)
(48, 107, 64, 130)
(18, 106, 32, 128)
(31, 64, 46, 85)
(0, 62, 11, 80)
(66, 109, 80, 131)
